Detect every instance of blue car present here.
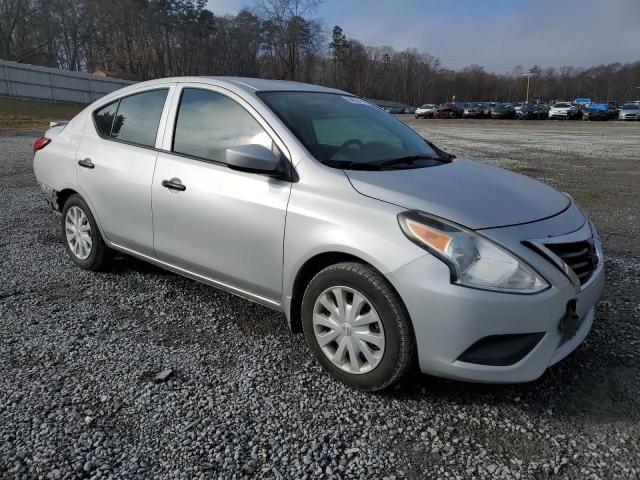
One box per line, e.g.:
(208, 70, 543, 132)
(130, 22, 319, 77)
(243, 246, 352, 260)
(582, 102, 610, 121)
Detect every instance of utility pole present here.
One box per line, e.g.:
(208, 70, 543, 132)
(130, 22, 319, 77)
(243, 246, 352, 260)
(523, 70, 535, 103)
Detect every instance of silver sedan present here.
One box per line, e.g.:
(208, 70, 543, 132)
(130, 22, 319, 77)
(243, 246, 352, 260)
(33, 77, 604, 391)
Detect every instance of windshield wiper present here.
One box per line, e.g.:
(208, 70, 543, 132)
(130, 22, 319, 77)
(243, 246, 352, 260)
(379, 155, 442, 168)
(321, 159, 384, 170)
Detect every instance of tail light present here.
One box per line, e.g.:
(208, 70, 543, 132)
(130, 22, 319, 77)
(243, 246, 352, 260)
(33, 137, 51, 156)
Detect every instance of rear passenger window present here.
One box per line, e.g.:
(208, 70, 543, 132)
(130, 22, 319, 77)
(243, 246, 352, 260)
(173, 88, 272, 162)
(110, 89, 168, 147)
(93, 101, 118, 137)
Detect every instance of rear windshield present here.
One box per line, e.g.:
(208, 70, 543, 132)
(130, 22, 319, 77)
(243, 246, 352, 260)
(259, 91, 444, 169)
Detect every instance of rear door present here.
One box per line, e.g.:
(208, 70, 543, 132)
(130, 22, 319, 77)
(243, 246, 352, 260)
(76, 87, 173, 255)
(151, 85, 292, 303)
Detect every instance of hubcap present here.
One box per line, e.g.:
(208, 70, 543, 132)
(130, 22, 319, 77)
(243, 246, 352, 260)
(65, 206, 92, 260)
(312, 286, 385, 375)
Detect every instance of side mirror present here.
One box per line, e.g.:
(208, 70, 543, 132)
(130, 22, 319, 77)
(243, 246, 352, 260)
(226, 144, 284, 177)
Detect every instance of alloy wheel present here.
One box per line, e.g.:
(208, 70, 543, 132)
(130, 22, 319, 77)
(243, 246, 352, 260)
(65, 206, 93, 260)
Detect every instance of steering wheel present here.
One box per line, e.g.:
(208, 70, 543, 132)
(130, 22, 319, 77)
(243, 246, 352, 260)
(339, 139, 364, 150)
(331, 139, 365, 161)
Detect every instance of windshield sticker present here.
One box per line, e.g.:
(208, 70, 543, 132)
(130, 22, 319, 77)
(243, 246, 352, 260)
(342, 96, 371, 105)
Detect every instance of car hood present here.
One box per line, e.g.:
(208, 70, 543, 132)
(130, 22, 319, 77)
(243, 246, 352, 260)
(345, 158, 571, 230)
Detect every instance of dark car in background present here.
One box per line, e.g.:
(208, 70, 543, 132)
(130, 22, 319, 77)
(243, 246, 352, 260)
(491, 103, 516, 119)
(520, 103, 547, 119)
(383, 106, 406, 114)
(435, 102, 464, 118)
(463, 102, 486, 118)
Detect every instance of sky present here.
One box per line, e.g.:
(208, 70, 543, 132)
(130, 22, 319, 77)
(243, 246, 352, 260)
(207, 0, 640, 73)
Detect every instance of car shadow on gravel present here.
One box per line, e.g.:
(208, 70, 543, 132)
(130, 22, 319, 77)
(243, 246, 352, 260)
(389, 339, 638, 427)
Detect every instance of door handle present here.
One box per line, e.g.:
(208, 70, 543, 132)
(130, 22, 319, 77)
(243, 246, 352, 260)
(78, 158, 94, 169)
(161, 178, 186, 192)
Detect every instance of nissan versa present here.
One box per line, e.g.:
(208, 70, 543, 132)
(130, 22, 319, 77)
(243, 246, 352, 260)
(33, 77, 604, 391)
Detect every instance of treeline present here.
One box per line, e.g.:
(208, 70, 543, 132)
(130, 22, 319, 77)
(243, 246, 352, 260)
(1, 0, 639, 104)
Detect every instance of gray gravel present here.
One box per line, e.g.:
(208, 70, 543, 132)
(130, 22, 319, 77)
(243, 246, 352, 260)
(1, 124, 639, 479)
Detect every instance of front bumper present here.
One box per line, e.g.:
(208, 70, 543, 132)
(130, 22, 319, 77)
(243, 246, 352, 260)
(387, 205, 604, 383)
(584, 111, 608, 119)
(549, 110, 570, 118)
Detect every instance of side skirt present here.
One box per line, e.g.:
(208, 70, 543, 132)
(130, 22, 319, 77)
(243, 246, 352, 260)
(108, 241, 284, 312)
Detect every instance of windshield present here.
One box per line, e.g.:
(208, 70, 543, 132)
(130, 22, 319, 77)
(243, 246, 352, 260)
(419, 104, 434, 108)
(258, 92, 445, 169)
(622, 103, 639, 110)
(555, 103, 571, 108)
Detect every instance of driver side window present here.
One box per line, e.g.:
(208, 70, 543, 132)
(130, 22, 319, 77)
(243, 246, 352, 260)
(173, 88, 273, 163)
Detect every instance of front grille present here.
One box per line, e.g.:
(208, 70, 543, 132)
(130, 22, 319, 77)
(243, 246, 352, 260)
(545, 239, 598, 285)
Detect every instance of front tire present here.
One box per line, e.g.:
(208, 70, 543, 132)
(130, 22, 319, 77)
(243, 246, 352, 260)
(61, 194, 113, 271)
(301, 262, 415, 391)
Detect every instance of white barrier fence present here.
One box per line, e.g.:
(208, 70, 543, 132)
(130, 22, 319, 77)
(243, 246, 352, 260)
(0, 59, 135, 104)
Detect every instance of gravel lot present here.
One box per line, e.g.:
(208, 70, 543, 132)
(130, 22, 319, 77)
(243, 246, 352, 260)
(1, 120, 639, 479)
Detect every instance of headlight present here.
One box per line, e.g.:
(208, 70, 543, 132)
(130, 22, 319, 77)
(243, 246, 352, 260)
(398, 211, 549, 294)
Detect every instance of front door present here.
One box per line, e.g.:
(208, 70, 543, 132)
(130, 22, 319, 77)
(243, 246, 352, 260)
(151, 86, 292, 303)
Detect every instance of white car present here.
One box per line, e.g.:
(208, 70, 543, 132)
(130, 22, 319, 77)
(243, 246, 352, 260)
(548, 102, 577, 120)
(414, 104, 436, 118)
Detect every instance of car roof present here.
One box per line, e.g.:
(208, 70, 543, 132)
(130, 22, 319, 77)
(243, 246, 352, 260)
(119, 76, 348, 95)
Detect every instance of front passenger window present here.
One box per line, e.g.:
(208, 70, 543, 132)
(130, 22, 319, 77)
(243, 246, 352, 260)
(173, 88, 272, 163)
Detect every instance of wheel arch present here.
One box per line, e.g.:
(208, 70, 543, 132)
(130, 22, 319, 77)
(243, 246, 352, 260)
(56, 188, 79, 212)
(287, 251, 409, 334)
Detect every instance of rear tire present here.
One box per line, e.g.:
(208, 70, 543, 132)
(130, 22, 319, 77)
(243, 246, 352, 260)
(61, 194, 113, 271)
(301, 262, 415, 391)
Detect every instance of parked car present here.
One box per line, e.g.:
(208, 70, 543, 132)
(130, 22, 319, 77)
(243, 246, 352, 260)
(606, 102, 619, 119)
(618, 102, 640, 120)
(520, 102, 547, 119)
(463, 102, 486, 118)
(512, 102, 524, 118)
(414, 104, 436, 118)
(574, 98, 592, 107)
(32, 77, 604, 391)
(548, 102, 578, 119)
(404, 106, 416, 114)
(581, 102, 609, 120)
(383, 106, 405, 114)
(435, 102, 464, 118)
(491, 103, 516, 119)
